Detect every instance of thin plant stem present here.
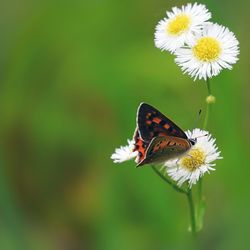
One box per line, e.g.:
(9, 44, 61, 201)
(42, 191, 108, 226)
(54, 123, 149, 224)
(187, 189, 196, 235)
(200, 79, 212, 186)
(151, 166, 198, 234)
(203, 78, 211, 129)
(151, 165, 188, 194)
(206, 78, 211, 95)
(203, 101, 210, 129)
(198, 178, 202, 203)
(196, 78, 212, 231)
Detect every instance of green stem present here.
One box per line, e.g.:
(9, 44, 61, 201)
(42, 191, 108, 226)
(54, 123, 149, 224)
(151, 166, 198, 235)
(203, 78, 211, 129)
(197, 177, 204, 231)
(198, 178, 202, 203)
(203, 101, 210, 129)
(151, 165, 188, 194)
(196, 78, 212, 231)
(187, 189, 196, 235)
(206, 78, 211, 95)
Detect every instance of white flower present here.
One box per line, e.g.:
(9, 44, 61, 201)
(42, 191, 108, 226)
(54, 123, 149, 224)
(175, 23, 240, 80)
(111, 139, 138, 163)
(154, 3, 211, 53)
(164, 128, 222, 187)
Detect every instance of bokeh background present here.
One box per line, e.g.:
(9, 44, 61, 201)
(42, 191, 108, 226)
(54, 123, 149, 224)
(0, 0, 249, 249)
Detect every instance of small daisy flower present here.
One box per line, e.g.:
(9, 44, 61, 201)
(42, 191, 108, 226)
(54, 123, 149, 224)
(154, 3, 211, 53)
(111, 139, 138, 163)
(175, 23, 240, 80)
(164, 129, 222, 187)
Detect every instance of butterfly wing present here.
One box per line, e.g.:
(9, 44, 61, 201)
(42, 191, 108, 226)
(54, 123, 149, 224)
(133, 128, 149, 163)
(137, 136, 191, 167)
(137, 103, 187, 142)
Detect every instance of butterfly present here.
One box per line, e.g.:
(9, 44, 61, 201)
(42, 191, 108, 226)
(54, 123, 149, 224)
(133, 103, 196, 167)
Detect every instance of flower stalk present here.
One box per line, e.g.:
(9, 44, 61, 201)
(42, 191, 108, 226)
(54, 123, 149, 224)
(151, 165, 187, 194)
(196, 78, 214, 231)
(151, 166, 198, 235)
(187, 189, 197, 235)
(203, 79, 212, 129)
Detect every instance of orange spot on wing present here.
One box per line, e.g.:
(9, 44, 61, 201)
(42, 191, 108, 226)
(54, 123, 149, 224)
(158, 132, 167, 137)
(146, 113, 151, 119)
(164, 124, 170, 129)
(137, 140, 143, 147)
(152, 117, 161, 124)
(160, 141, 167, 147)
(133, 132, 148, 162)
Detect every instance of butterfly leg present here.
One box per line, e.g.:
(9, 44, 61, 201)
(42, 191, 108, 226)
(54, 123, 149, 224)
(176, 157, 182, 164)
(175, 157, 182, 172)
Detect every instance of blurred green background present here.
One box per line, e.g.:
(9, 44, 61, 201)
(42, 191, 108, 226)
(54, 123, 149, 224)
(0, 0, 249, 249)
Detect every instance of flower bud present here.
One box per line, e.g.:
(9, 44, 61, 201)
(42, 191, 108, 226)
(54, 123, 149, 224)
(206, 95, 216, 104)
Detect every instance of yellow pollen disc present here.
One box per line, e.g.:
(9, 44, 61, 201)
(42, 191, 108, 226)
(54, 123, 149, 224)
(181, 148, 205, 171)
(167, 14, 191, 35)
(193, 37, 221, 62)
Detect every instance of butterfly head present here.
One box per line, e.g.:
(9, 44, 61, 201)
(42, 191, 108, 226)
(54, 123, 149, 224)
(189, 138, 197, 146)
(189, 133, 208, 147)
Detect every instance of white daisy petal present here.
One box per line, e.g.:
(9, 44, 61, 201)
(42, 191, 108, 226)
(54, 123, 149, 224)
(164, 128, 222, 187)
(111, 139, 138, 163)
(154, 3, 211, 53)
(175, 23, 240, 80)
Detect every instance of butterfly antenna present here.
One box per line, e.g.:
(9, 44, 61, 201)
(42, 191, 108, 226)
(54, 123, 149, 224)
(193, 109, 202, 129)
(195, 134, 208, 139)
(190, 133, 208, 145)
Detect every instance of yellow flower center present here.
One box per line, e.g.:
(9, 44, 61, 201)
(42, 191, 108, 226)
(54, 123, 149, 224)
(167, 14, 191, 35)
(193, 37, 221, 62)
(181, 148, 205, 171)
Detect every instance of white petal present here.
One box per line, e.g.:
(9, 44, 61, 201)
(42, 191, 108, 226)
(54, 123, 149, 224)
(111, 139, 138, 163)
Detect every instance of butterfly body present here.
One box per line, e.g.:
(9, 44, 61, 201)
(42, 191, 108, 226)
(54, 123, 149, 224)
(134, 103, 195, 167)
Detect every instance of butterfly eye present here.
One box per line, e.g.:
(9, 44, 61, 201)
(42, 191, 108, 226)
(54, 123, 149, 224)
(189, 139, 196, 146)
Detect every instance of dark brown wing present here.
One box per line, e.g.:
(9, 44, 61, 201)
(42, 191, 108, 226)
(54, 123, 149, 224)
(137, 103, 187, 142)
